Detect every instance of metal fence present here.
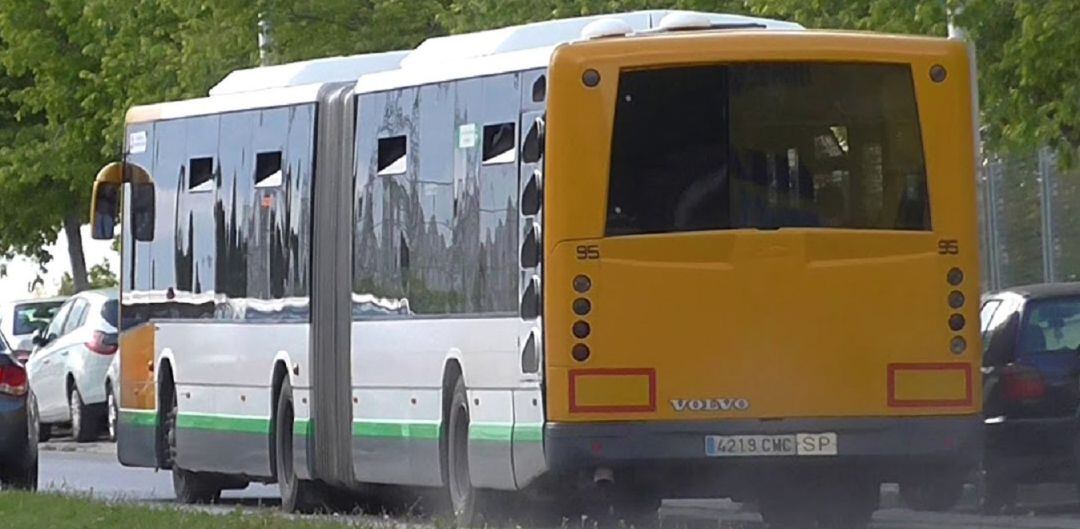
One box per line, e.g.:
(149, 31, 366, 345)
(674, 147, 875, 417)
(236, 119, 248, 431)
(981, 147, 1080, 292)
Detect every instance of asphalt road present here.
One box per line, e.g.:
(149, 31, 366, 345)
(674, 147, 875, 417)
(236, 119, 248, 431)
(33, 440, 1080, 529)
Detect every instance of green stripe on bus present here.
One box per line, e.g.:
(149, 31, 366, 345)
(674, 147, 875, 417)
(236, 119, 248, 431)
(470, 423, 543, 442)
(513, 424, 543, 442)
(470, 423, 513, 442)
(176, 414, 270, 435)
(294, 418, 311, 437)
(353, 421, 441, 440)
(119, 410, 157, 428)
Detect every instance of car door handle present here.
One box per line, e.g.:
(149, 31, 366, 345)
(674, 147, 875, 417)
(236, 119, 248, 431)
(42, 359, 51, 365)
(61, 351, 69, 357)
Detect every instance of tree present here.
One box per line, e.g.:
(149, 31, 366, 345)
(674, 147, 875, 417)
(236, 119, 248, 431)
(958, 0, 1079, 156)
(58, 259, 118, 296)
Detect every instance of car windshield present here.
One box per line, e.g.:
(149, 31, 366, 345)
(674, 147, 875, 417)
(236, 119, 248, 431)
(12, 301, 62, 335)
(1018, 297, 1080, 356)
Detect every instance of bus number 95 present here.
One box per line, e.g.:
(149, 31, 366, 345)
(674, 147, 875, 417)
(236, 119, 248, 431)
(576, 245, 600, 260)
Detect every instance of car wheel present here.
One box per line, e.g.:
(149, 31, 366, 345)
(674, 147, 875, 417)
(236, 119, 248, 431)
(106, 386, 118, 443)
(69, 386, 99, 443)
(29, 392, 50, 443)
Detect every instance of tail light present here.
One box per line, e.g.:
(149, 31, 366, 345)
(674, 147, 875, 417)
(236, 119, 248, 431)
(1002, 364, 1046, 402)
(86, 331, 119, 355)
(0, 364, 28, 396)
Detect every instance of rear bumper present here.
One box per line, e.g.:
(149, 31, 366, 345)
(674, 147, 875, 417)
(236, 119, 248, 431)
(985, 417, 1077, 482)
(545, 416, 980, 487)
(0, 396, 28, 459)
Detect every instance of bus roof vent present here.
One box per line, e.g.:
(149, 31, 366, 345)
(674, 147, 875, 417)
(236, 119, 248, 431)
(657, 12, 713, 32)
(581, 18, 634, 40)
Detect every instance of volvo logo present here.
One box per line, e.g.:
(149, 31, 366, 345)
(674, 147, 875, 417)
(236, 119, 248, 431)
(670, 398, 751, 412)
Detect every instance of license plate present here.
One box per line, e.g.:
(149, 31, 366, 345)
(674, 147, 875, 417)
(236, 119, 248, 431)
(705, 433, 838, 457)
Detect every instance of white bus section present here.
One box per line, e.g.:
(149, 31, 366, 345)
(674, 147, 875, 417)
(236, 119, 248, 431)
(126, 10, 802, 497)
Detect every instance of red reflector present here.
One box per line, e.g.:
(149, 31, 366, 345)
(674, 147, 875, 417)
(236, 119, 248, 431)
(1003, 365, 1046, 402)
(0, 364, 28, 396)
(86, 330, 118, 355)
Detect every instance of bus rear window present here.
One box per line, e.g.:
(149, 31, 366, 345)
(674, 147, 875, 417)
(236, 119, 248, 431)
(607, 62, 929, 236)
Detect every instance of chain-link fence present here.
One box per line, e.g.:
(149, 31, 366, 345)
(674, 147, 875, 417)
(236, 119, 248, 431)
(981, 147, 1080, 292)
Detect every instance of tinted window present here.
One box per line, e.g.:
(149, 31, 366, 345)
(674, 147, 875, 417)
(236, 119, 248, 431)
(102, 300, 119, 328)
(482, 122, 516, 164)
(607, 63, 929, 236)
(63, 299, 89, 334)
(189, 157, 214, 192)
(353, 76, 521, 319)
(255, 151, 283, 187)
(46, 301, 72, 339)
(12, 301, 62, 336)
(1018, 298, 1080, 356)
(980, 300, 1002, 333)
(377, 136, 407, 175)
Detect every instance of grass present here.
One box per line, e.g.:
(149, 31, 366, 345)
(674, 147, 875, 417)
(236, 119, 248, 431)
(0, 492, 378, 529)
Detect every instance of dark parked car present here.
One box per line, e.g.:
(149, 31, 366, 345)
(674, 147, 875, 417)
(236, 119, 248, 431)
(0, 330, 37, 490)
(981, 283, 1080, 511)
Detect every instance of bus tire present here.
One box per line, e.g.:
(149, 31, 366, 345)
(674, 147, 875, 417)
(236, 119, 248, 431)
(163, 379, 221, 504)
(899, 476, 964, 512)
(275, 377, 318, 513)
(981, 470, 1017, 514)
(446, 376, 483, 526)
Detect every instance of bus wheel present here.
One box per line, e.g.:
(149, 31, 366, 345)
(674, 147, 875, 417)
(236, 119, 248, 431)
(980, 470, 1017, 514)
(275, 377, 318, 513)
(446, 376, 482, 526)
(164, 382, 221, 504)
(899, 475, 964, 512)
(759, 478, 875, 529)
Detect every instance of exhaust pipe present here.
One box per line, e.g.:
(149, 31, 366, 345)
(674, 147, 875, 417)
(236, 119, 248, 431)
(594, 467, 615, 485)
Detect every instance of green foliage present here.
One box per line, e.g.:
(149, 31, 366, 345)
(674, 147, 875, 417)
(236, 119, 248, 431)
(58, 259, 117, 296)
(960, 0, 1079, 155)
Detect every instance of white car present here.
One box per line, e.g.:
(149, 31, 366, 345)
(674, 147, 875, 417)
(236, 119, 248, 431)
(25, 289, 119, 442)
(0, 297, 66, 364)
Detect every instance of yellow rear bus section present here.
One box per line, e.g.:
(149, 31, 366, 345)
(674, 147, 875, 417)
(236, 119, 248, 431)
(543, 32, 980, 423)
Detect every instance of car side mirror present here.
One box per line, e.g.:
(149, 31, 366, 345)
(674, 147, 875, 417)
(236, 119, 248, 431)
(31, 334, 46, 347)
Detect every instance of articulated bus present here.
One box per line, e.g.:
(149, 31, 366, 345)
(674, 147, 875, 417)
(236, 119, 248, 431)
(89, 10, 981, 527)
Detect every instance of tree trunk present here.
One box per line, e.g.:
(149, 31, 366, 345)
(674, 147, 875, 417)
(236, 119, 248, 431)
(63, 214, 89, 293)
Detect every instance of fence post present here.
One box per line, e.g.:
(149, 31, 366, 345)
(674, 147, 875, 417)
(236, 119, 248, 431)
(1039, 147, 1056, 283)
(984, 159, 1002, 291)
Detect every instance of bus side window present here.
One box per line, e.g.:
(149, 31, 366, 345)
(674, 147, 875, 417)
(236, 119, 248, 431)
(482, 122, 516, 164)
(377, 136, 407, 175)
